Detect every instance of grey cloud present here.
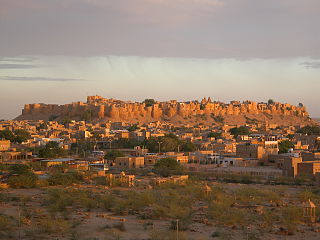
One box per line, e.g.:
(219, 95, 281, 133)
(301, 62, 320, 69)
(0, 63, 40, 69)
(0, 57, 36, 62)
(0, 76, 87, 82)
(0, 0, 319, 58)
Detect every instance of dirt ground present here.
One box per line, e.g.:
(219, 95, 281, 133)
(1, 183, 320, 240)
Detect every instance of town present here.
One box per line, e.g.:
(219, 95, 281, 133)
(0, 96, 320, 239)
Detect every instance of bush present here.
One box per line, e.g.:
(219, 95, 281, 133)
(7, 173, 37, 188)
(45, 189, 99, 214)
(37, 216, 71, 234)
(48, 172, 83, 186)
(0, 214, 10, 231)
(229, 126, 250, 138)
(9, 164, 32, 175)
(153, 158, 186, 177)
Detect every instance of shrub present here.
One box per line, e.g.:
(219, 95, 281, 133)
(37, 216, 71, 234)
(48, 171, 83, 186)
(0, 214, 10, 231)
(7, 173, 37, 188)
(153, 158, 186, 177)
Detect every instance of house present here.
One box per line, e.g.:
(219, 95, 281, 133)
(114, 157, 145, 169)
(0, 140, 10, 151)
(40, 158, 75, 167)
(236, 143, 265, 159)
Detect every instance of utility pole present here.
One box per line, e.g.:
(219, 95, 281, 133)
(18, 206, 21, 240)
(176, 219, 179, 240)
(157, 141, 162, 154)
(108, 139, 112, 150)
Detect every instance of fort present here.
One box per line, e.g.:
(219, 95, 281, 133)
(16, 95, 312, 125)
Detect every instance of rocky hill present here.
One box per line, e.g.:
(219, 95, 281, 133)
(16, 95, 314, 126)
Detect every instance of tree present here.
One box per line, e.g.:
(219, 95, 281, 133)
(181, 142, 196, 152)
(127, 124, 139, 132)
(7, 164, 37, 188)
(268, 99, 275, 105)
(36, 122, 48, 130)
(153, 158, 186, 177)
(144, 134, 196, 153)
(9, 164, 32, 175)
(143, 99, 155, 107)
(278, 140, 295, 154)
(297, 126, 320, 135)
(0, 130, 14, 142)
(229, 126, 250, 138)
(39, 141, 67, 158)
(104, 150, 124, 160)
(7, 174, 37, 188)
(207, 132, 222, 139)
(14, 129, 31, 143)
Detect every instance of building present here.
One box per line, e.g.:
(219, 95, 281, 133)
(40, 158, 75, 167)
(106, 172, 135, 187)
(297, 161, 320, 177)
(301, 152, 320, 161)
(153, 175, 189, 186)
(115, 157, 145, 169)
(0, 140, 10, 151)
(282, 157, 303, 177)
(236, 143, 265, 159)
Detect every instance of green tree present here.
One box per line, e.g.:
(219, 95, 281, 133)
(9, 164, 32, 175)
(36, 122, 48, 130)
(39, 141, 67, 158)
(153, 158, 186, 177)
(14, 129, 31, 143)
(0, 130, 14, 142)
(104, 150, 124, 160)
(297, 125, 320, 135)
(278, 140, 295, 154)
(207, 132, 222, 138)
(7, 174, 37, 188)
(229, 126, 250, 138)
(268, 99, 275, 105)
(144, 134, 195, 153)
(181, 141, 196, 152)
(7, 164, 37, 188)
(143, 99, 156, 107)
(127, 124, 139, 132)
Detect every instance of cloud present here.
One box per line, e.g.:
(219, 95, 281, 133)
(301, 61, 320, 69)
(0, 0, 319, 58)
(0, 57, 36, 63)
(0, 76, 87, 82)
(0, 64, 40, 69)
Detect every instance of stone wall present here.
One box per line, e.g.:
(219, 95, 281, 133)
(17, 96, 310, 122)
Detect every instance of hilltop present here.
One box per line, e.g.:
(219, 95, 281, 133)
(16, 95, 314, 126)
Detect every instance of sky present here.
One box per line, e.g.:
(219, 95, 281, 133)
(0, 0, 319, 119)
